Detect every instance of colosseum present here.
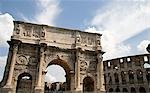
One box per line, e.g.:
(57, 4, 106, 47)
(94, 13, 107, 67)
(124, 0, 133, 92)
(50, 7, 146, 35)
(103, 53, 150, 93)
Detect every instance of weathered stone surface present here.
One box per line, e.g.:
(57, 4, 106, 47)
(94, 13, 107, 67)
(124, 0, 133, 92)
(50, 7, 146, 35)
(0, 21, 105, 93)
(104, 54, 150, 93)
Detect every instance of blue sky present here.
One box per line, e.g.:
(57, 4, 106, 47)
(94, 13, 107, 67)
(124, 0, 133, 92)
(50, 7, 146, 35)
(0, 0, 150, 82)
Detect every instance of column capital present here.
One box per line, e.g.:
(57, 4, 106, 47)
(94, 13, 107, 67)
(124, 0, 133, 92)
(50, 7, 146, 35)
(7, 39, 21, 52)
(39, 43, 47, 53)
(96, 50, 105, 55)
(7, 39, 21, 46)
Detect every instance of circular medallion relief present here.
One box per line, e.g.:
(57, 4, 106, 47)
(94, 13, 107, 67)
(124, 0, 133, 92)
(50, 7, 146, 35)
(80, 61, 88, 71)
(17, 55, 27, 65)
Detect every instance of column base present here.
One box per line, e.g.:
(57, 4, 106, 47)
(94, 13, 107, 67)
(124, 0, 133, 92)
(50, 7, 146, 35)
(1, 85, 13, 93)
(35, 86, 44, 93)
(75, 87, 82, 91)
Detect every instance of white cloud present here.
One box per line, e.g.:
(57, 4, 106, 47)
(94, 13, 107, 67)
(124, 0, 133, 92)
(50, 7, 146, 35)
(86, 1, 150, 60)
(0, 56, 7, 65)
(45, 73, 57, 83)
(21, 0, 61, 26)
(33, 0, 61, 26)
(137, 40, 150, 53)
(144, 63, 150, 68)
(0, 13, 14, 81)
(0, 13, 14, 47)
(0, 56, 7, 81)
(45, 65, 66, 83)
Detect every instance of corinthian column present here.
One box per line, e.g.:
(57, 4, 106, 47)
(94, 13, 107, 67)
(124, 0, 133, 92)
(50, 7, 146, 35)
(75, 48, 81, 91)
(35, 43, 47, 93)
(97, 52, 105, 92)
(5, 40, 21, 87)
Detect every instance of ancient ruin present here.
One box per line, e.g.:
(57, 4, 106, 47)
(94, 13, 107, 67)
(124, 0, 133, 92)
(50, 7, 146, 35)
(104, 54, 150, 93)
(0, 21, 105, 93)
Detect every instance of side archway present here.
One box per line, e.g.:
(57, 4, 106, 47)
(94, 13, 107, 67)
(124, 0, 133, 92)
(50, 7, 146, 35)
(139, 87, 146, 93)
(131, 87, 136, 93)
(16, 73, 32, 93)
(83, 76, 94, 92)
(115, 87, 120, 92)
(123, 88, 128, 92)
(109, 88, 113, 92)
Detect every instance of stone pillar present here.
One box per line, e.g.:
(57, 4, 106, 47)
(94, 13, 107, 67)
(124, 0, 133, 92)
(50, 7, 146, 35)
(134, 71, 138, 84)
(118, 73, 122, 84)
(143, 70, 147, 83)
(125, 71, 129, 84)
(111, 73, 115, 85)
(3, 40, 21, 93)
(75, 48, 81, 91)
(97, 53, 105, 92)
(35, 43, 47, 93)
(5, 40, 20, 86)
(70, 71, 75, 92)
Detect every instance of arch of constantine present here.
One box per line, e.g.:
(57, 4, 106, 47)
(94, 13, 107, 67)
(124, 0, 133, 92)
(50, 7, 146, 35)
(0, 21, 105, 93)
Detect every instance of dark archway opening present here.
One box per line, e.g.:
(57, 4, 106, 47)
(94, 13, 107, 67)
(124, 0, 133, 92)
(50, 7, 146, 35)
(139, 87, 146, 93)
(114, 73, 119, 84)
(123, 88, 128, 92)
(131, 87, 136, 93)
(108, 88, 113, 92)
(83, 76, 94, 92)
(115, 87, 120, 92)
(137, 69, 143, 84)
(121, 71, 127, 84)
(16, 73, 32, 93)
(129, 70, 134, 84)
(146, 69, 150, 83)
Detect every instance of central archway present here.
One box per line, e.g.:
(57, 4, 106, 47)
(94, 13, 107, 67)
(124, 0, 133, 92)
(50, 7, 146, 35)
(44, 58, 71, 92)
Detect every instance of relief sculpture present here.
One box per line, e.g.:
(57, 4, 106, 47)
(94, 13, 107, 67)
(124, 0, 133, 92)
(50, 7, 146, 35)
(33, 26, 40, 38)
(0, 21, 105, 93)
(16, 55, 28, 65)
(23, 25, 32, 37)
(80, 61, 88, 72)
(14, 23, 20, 34)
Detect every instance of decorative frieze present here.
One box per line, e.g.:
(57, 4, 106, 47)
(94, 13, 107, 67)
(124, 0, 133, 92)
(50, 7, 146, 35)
(14, 23, 20, 35)
(23, 25, 32, 37)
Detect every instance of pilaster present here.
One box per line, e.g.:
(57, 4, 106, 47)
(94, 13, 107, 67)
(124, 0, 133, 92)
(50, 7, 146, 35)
(70, 71, 75, 92)
(6, 40, 20, 86)
(75, 48, 82, 91)
(3, 39, 21, 93)
(96, 52, 105, 92)
(35, 43, 47, 93)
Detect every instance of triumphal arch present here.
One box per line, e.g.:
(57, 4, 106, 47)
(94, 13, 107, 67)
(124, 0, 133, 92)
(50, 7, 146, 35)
(0, 21, 105, 93)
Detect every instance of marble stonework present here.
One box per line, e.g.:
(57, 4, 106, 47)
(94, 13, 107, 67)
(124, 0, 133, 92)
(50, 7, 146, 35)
(0, 21, 105, 93)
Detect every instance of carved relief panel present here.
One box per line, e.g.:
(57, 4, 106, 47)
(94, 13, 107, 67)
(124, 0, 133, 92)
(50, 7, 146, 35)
(14, 23, 20, 35)
(16, 55, 28, 65)
(33, 26, 41, 38)
(80, 60, 89, 72)
(80, 52, 97, 73)
(23, 24, 32, 37)
(80, 33, 96, 46)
